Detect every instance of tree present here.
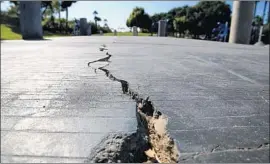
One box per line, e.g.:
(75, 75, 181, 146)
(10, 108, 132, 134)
(8, 1, 20, 17)
(104, 19, 108, 27)
(52, 0, 61, 26)
(43, 4, 54, 19)
(173, 16, 188, 37)
(94, 16, 101, 26)
(126, 7, 152, 31)
(151, 12, 167, 22)
(195, 1, 231, 38)
(41, 1, 53, 19)
(7, 4, 19, 17)
(150, 12, 168, 33)
(12, 1, 54, 19)
(167, 7, 190, 36)
(10, 1, 18, 6)
(168, 7, 182, 18)
(61, 1, 76, 32)
(253, 16, 263, 26)
(185, 6, 202, 38)
(93, 10, 98, 25)
(93, 10, 98, 17)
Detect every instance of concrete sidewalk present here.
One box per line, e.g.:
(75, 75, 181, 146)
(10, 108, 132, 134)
(1, 36, 269, 163)
(1, 37, 136, 162)
(105, 37, 269, 163)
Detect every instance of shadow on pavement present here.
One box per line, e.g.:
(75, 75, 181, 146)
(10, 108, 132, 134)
(23, 38, 51, 41)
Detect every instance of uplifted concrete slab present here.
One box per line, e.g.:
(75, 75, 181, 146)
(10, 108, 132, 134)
(104, 37, 269, 163)
(1, 36, 269, 163)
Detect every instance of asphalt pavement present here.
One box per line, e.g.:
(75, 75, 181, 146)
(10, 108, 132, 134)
(1, 36, 269, 163)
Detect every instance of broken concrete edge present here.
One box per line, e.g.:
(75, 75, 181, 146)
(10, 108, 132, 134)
(84, 132, 150, 163)
(86, 45, 180, 163)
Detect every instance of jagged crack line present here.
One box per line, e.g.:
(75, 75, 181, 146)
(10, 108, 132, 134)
(87, 52, 112, 67)
(86, 46, 180, 163)
(97, 63, 179, 163)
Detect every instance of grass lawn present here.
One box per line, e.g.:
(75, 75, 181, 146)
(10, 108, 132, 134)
(1, 24, 152, 40)
(104, 32, 151, 36)
(1, 24, 70, 40)
(1, 24, 22, 40)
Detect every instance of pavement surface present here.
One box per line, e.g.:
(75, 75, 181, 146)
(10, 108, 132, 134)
(1, 36, 269, 163)
(1, 37, 136, 163)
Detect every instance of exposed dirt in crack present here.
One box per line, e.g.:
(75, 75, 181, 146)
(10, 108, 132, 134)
(86, 45, 180, 163)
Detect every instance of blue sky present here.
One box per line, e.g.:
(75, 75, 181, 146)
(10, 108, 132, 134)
(1, 1, 269, 31)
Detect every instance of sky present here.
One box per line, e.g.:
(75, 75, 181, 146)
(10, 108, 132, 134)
(1, 1, 269, 32)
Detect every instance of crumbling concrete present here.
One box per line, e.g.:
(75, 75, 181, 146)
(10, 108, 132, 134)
(86, 45, 180, 163)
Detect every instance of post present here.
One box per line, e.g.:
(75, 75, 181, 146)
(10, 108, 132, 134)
(257, 26, 263, 42)
(19, 1, 43, 40)
(87, 23, 91, 36)
(223, 22, 229, 42)
(255, 1, 268, 45)
(114, 30, 117, 36)
(158, 20, 167, 37)
(80, 18, 87, 35)
(132, 26, 138, 36)
(229, 1, 255, 44)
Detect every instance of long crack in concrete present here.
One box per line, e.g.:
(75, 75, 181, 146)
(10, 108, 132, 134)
(85, 45, 180, 163)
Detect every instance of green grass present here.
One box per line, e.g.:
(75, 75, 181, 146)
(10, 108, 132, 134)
(104, 32, 151, 36)
(1, 23, 151, 40)
(1, 24, 71, 40)
(1, 24, 22, 40)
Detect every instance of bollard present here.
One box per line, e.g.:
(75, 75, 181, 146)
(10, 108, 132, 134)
(19, 1, 43, 40)
(158, 20, 167, 37)
(80, 18, 87, 35)
(132, 26, 138, 36)
(229, 1, 255, 44)
(87, 23, 91, 36)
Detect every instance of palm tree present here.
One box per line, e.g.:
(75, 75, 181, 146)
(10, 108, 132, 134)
(61, 1, 76, 33)
(93, 10, 98, 17)
(94, 16, 101, 26)
(52, 0, 61, 27)
(93, 10, 98, 25)
(104, 19, 108, 27)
